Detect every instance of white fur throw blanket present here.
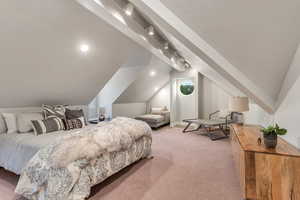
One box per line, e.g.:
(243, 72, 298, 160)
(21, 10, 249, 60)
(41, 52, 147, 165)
(50, 117, 152, 168)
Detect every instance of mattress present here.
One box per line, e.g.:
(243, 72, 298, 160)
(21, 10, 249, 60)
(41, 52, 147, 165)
(136, 114, 165, 123)
(0, 128, 90, 174)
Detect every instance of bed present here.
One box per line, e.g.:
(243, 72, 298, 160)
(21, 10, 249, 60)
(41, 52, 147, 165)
(0, 117, 152, 200)
(135, 107, 170, 128)
(0, 130, 74, 175)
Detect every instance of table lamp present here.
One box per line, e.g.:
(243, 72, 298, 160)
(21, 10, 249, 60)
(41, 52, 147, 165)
(229, 96, 249, 124)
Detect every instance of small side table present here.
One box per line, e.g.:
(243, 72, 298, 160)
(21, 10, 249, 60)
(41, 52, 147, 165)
(88, 118, 112, 124)
(88, 120, 99, 124)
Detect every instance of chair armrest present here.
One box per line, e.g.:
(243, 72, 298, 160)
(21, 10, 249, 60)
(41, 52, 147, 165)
(209, 110, 220, 120)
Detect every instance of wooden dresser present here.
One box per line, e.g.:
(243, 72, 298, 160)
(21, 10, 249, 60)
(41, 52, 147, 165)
(230, 124, 300, 200)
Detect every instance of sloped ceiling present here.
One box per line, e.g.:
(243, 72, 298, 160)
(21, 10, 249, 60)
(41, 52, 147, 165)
(115, 56, 172, 103)
(159, 0, 300, 100)
(0, 0, 143, 107)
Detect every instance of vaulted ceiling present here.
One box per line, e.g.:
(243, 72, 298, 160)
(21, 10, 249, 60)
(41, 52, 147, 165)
(1, 0, 299, 113)
(160, 0, 300, 100)
(0, 0, 144, 107)
(115, 56, 172, 103)
(131, 0, 300, 113)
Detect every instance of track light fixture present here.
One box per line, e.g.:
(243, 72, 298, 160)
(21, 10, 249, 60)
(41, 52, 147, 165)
(94, 0, 104, 7)
(147, 26, 155, 36)
(115, 0, 191, 70)
(164, 42, 169, 50)
(171, 55, 176, 63)
(125, 3, 134, 16)
(184, 62, 191, 69)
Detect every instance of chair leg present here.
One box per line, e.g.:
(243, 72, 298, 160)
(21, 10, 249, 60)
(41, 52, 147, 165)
(182, 123, 202, 133)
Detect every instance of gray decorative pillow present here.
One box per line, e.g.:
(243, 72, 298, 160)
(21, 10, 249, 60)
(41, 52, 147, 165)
(0, 113, 7, 134)
(65, 108, 87, 125)
(42, 104, 66, 119)
(65, 117, 86, 130)
(17, 112, 43, 133)
(31, 117, 65, 136)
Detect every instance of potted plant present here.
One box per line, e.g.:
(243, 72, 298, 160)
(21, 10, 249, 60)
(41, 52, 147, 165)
(261, 124, 287, 148)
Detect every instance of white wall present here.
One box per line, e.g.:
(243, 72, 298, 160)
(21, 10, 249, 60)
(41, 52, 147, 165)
(170, 69, 199, 125)
(276, 45, 300, 108)
(148, 83, 170, 111)
(112, 103, 147, 118)
(115, 57, 171, 103)
(275, 76, 300, 147)
(88, 66, 145, 120)
(200, 77, 272, 126)
(201, 77, 232, 118)
(273, 44, 300, 148)
(244, 103, 273, 126)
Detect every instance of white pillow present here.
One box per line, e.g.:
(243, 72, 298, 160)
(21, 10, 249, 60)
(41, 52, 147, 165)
(0, 114, 7, 134)
(17, 112, 43, 133)
(2, 113, 18, 134)
(151, 107, 164, 114)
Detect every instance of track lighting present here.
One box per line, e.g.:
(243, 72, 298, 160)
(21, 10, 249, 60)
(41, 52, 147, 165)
(125, 3, 134, 16)
(111, 0, 190, 71)
(171, 56, 176, 63)
(184, 62, 191, 68)
(171, 52, 178, 63)
(147, 26, 155, 36)
(178, 57, 185, 64)
(164, 42, 169, 50)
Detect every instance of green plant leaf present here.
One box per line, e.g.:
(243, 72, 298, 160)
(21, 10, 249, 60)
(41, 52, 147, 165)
(277, 128, 287, 135)
(261, 124, 287, 136)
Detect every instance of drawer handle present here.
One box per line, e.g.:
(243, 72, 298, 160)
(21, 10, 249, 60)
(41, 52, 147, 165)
(257, 137, 262, 145)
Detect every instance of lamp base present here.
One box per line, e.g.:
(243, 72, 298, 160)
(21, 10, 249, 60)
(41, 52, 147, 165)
(99, 115, 105, 122)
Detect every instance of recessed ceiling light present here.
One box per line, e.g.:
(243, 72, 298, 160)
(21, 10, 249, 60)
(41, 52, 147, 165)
(154, 87, 159, 91)
(80, 44, 89, 53)
(125, 3, 134, 16)
(147, 26, 155, 36)
(150, 70, 156, 77)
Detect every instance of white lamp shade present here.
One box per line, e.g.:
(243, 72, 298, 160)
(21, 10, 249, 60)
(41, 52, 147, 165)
(229, 96, 249, 112)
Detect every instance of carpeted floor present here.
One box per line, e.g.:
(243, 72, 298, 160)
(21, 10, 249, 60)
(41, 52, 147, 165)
(0, 126, 242, 200)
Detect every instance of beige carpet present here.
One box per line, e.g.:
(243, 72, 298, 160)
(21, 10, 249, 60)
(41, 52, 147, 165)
(0, 127, 242, 200)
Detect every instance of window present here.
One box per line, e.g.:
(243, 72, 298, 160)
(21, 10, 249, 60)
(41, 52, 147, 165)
(180, 80, 194, 95)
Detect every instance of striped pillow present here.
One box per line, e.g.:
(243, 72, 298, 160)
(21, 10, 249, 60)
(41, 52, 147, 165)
(42, 104, 66, 119)
(31, 117, 65, 135)
(65, 117, 86, 130)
